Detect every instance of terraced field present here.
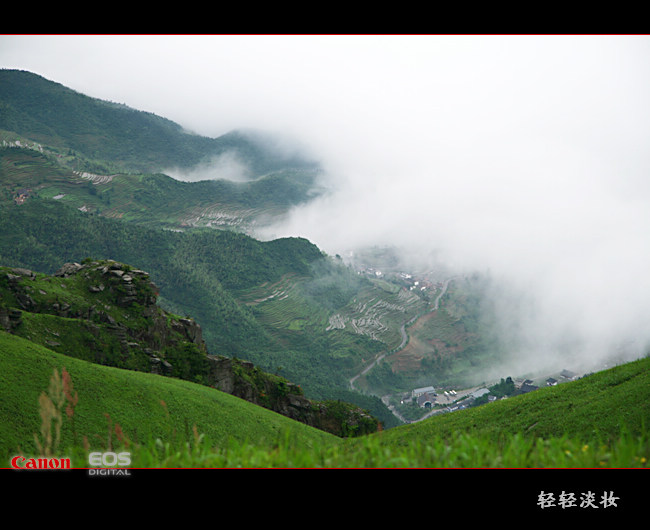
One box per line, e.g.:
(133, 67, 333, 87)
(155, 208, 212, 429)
(178, 203, 259, 230)
(237, 273, 427, 345)
(73, 170, 115, 184)
(328, 281, 427, 350)
(377, 276, 513, 389)
(239, 274, 299, 304)
(238, 274, 329, 332)
(1, 146, 144, 216)
(231, 271, 432, 394)
(1, 142, 316, 235)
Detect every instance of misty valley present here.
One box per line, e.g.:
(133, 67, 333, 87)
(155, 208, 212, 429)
(1, 67, 648, 475)
(319, 247, 615, 424)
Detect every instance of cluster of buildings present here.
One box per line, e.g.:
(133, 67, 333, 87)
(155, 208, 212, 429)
(357, 267, 386, 279)
(407, 385, 464, 409)
(397, 272, 439, 293)
(405, 368, 580, 411)
(517, 369, 578, 391)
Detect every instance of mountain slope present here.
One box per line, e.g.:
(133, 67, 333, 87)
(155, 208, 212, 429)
(0, 258, 382, 437)
(0, 69, 324, 232)
(0, 330, 339, 462)
(0, 259, 208, 378)
(3, 327, 646, 468)
(371, 355, 650, 446)
(0, 69, 318, 176)
(0, 198, 320, 353)
(0, 121, 322, 232)
(1, 68, 588, 429)
(0, 197, 376, 384)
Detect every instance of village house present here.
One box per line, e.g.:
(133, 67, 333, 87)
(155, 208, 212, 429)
(417, 392, 437, 409)
(412, 385, 436, 398)
(514, 383, 538, 396)
(471, 388, 490, 400)
(560, 369, 577, 380)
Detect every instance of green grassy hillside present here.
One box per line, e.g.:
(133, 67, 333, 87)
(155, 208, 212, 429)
(0, 255, 384, 437)
(0, 330, 338, 464)
(0, 70, 478, 415)
(373, 355, 650, 446)
(2, 329, 647, 468)
(0, 259, 209, 379)
(2, 68, 648, 462)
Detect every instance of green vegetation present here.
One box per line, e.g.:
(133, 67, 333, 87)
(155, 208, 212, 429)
(0, 69, 318, 176)
(2, 330, 648, 468)
(0, 331, 337, 463)
(375, 356, 650, 447)
(0, 143, 321, 231)
(127, 427, 647, 468)
(0, 259, 214, 382)
(1, 69, 648, 471)
(0, 198, 320, 354)
(487, 377, 516, 399)
(0, 197, 401, 424)
(0, 70, 425, 416)
(0, 258, 384, 437)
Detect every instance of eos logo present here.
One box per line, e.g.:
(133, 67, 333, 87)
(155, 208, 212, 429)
(88, 452, 132, 476)
(88, 451, 131, 467)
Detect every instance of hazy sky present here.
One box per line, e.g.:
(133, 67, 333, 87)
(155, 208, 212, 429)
(2, 34, 650, 374)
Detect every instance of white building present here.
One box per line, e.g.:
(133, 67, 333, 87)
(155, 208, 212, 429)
(412, 385, 436, 398)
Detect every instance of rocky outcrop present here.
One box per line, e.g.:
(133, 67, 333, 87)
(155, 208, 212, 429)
(206, 355, 380, 437)
(0, 307, 22, 332)
(207, 355, 309, 415)
(1, 260, 206, 378)
(53, 262, 83, 278)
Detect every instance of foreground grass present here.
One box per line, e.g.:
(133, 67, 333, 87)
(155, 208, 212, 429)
(58, 426, 648, 468)
(3, 330, 649, 468)
(0, 331, 337, 462)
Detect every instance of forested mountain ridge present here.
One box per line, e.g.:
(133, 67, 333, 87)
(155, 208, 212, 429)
(0, 69, 324, 232)
(0, 69, 319, 176)
(0, 198, 321, 356)
(0, 196, 398, 426)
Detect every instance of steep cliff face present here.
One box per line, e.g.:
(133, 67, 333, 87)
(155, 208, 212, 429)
(207, 355, 381, 437)
(207, 355, 312, 419)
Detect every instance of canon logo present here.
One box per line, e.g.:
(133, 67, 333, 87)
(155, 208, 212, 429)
(11, 456, 71, 469)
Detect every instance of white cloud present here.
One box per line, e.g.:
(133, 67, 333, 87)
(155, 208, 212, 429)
(2, 34, 650, 375)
